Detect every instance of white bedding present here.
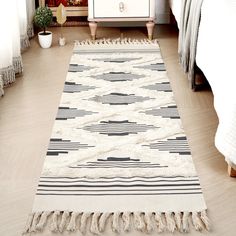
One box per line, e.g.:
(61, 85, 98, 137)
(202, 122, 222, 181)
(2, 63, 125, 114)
(169, 0, 236, 166)
(169, 0, 181, 27)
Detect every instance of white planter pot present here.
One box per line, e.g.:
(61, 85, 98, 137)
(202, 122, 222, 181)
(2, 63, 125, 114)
(38, 31, 52, 48)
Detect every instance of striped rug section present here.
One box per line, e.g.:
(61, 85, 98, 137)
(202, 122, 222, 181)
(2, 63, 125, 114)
(37, 176, 202, 196)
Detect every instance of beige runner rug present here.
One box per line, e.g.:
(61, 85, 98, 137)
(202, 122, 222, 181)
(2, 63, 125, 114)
(23, 39, 210, 235)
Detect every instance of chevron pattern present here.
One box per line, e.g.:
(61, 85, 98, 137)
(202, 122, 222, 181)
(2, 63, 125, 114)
(43, 42, 195, 177)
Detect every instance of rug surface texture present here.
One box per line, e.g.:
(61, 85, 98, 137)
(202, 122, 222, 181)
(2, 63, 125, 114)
(23, 39, 209, 235)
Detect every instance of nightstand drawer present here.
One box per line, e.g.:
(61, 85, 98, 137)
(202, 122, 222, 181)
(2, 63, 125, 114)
(93, 0, 150, 18)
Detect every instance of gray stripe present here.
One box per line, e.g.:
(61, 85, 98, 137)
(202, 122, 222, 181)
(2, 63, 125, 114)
(63, 82, 96, 93)
(73, 49, 161, 54)
(38, 183, 200, 188)
(134, 63, 166, 71)
(143, 107, 180, 118)
(75, 164, 164, 168)
(142, 82, 172, 92)
(40, 176, 199, 179)
(69, 64, 94, 72)
(69, 166, 168, 169)
(56, 107, 96, 119)
(92, 57, 142, 63)
(92, 72, 143, 82)
(37, 192, 202, 196)
(83, 121, 158, 135)
(89, 93, 152, 105)
(37, 188, 202, 193)
(39, 179, 200, 184)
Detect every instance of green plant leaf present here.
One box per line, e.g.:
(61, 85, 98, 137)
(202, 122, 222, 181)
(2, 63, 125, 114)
(34, 6, 53, 30)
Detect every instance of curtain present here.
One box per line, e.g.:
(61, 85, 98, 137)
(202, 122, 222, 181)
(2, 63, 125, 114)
(18, 0, 30, 49)
(0, 0, 34, 96)
(27, 0, 36, 38)
(0, 0, 22, 86)
(155, 0, 170, 24)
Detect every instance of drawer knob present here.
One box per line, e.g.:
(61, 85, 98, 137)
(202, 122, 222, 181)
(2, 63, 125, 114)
(119, 2, 125, 12)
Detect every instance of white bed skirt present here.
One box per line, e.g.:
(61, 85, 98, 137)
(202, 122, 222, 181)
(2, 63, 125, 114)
(169, 0, 236, 166)
(196, 0, 236, 166)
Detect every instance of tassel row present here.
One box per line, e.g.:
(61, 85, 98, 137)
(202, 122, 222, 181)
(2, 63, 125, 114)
(0, 55, 23, 89)
(27, 24, 34, 39)
(22, 210, 210, 235)
(13, 56, 23, 75)
(21, 34, 30, 51)
(0, 65, 16, 86)
(74, 38, 159, 46)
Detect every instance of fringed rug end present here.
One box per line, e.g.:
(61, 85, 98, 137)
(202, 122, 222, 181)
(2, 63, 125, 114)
(22, 210, 210, 235)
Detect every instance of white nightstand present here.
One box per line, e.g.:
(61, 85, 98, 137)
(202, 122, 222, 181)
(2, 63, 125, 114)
(88, 0, 156, 40)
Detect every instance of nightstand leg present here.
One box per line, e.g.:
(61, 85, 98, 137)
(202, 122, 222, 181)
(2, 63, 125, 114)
(89, 22, 97, 40)
(228, 165, 236, 177)
(146, 21, 155, 40)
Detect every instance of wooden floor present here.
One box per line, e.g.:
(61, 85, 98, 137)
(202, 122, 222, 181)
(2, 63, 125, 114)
(0, 25, 235, 236)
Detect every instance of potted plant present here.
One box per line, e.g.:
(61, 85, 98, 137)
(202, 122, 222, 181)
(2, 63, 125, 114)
(34, 6, 53, 48)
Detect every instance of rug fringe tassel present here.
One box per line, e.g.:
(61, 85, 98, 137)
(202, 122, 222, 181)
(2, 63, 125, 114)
(90, 212, 101, 235)
(50, 210, 60, 232)
(36, 211, 51, 231)
(80, 212, 92, 234)
(133, 212, 146, 232)
(165, 212, 177, 233)
(182, 211, 190, 232)
(30, 212, 42, 232)
(22, 210, 210, 235)
(22, 213, 34, 234)
(192, 212, 204, 231)
(67, 212, 80, 231)
(174, 212, 183, 232)
(122, 211, 131, 232)
(144, 212, 154, 233)
(59, 211, 70, 232)
(154, 212, 166, 233)
(112, 212, 121, 233)
(74, 38, 159, 46)
(98, 212, 111, 232)
(200, 210, 211, 231)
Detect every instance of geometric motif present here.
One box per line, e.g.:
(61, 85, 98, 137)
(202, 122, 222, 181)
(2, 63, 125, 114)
(144, 137, 191, 155)
(142, 82, 172, 92)
(83, 120, 158, 136)
(47, 138, 94, 156)
(56, 107, 96, 120)
(89, 93, 152, 105)
(68, 63, 94, 72)
(63, 82, 96, 93)
(134, 62, 166, 71)
(92, 57, 142, 63)
(70, 156, 168, 169)
(91, 72, 143, 82)
(142, 105, 180, 119)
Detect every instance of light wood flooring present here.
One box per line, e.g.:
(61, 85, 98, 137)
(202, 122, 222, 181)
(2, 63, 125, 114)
(0, 25, 235, 236)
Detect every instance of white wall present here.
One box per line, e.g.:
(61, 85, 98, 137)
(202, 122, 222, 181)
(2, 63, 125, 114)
(155, 0, 170, 24)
